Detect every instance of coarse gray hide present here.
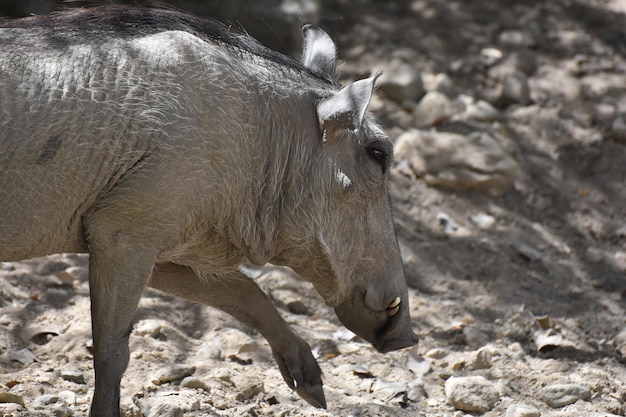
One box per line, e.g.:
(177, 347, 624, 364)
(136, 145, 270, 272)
(0, 6, 418, 416)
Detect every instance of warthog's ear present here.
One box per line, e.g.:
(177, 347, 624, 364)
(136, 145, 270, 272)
(317, 73, 381, 141)
(301, 25, 338, 82)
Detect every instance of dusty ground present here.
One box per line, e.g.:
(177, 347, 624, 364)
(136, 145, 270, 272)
(1, 0, 626, 416)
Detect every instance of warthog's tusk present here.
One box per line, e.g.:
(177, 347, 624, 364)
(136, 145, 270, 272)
(387, 297, 401, 309)
(386, 305, 400, 317)
(386, 297, 401, 316)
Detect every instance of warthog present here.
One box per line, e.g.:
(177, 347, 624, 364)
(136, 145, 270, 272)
(0, 6, 418, 416)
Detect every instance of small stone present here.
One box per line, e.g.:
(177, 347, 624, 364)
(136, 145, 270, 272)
(120, 397, 142, 417)
(196, 337, 222, 360)
(501, 50, 538, 77)
(135, 319, 166, 338)
(61, 369, 86, 384)
(498, 30, 536, 48)
(286, 300, 309, 315)
(151, 364, 196, 385)
(445, 376, 500, 412)
(425, 348, 449, 359)
(436, 212, 459, 233)
(372, 379, 408, 399)
(480, 47, 504, 66)
(1, 348, 36, 365)
(472, 347, 492, 370)
(506, 403, 541, 417)
(496, 71, 531, 108)
(514, 242, 543, 262)
(406, 347, 431, 377)
(181, 376, 210, 391)
(0, 392, 25, 406)
(611, 114, 626, 143)
(394, 129, 518, 196)
(464, 100, 501, 122)
(36, 261, 71, 276)
(539, 383, 591, 408)
(422, 72, 455, 96)
(413, 91, 455, 127)
(58, 391, 76, 406)
(378, 58, 424, 103)
(232, 375, 264, 401)
(32, 394, 67, 408)
(147, 403, 183, 417)
(52, 406, 73, 417)
(470, 212, 496, 229)
(463, 326, 490, 348)
(0, 262, 13, 271)
(64, 266, 89, 282)
(337, 343, 360, 354)
(406, 380, 427, 403)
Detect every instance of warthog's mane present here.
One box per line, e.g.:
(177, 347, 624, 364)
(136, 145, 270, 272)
(0, 5, 335, 86)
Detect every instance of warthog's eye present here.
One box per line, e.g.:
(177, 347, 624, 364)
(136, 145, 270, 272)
(366, 142, 389, 173)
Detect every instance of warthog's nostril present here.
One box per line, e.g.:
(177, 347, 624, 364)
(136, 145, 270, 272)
(386, 297, 401, 316)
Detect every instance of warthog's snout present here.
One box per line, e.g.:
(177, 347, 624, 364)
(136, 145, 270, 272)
(334, 287, 418, 353)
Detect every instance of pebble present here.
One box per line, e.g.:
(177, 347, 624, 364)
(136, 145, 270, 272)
(539, 383, 591, 408)
(406, 347, 431, 377)
(372, 379, 407, 400)
(0, 348, 36, 364)
(463, 326, 490, 348)
(55, 266, 88, 284)
(445, 376, 500, 412)
(472, 347, 493, 370)
(0, 392, 25, 406)
(506, 403, 541, 417)
(196, 336, 222, 360)
(470, 212, 496, 229)
(32, 394, 67, 407)
(498, 30, 537, 48)
(491, 50, 538, 78)
(406, 380, 427, 403)
(337, 342, 360, 354)
(60, 369, 86, 384)
(496, 71, 531, 107)
(394, 129, 518, 196)
(422, 72, 455, 96)
(0, 262, 13, 271)
(58, 390, 76, 406)
(464, 100, 501, 122)
(480, 47, 504, 66)
(611, 114, 626, 143)
(425, 348, 449, 359)
(151, 364, 196, 385)
(232, 374, 264, 401)
(135, 319, 166, 338)
(514, 242, 543, 262)
(147, 403, 183, 417)
(120, 397, 142, 417)
(378, 58, 424, 103)
(413, 91, 455, 127)
(32, 394, 74, 416)
(286, 300, 309, 315)
(181, 376, 210, 391)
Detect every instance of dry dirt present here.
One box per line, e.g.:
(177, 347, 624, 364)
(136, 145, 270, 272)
(1, 1, 626, 416)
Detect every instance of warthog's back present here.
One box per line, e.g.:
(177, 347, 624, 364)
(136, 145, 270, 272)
(0, 6, 329, 261)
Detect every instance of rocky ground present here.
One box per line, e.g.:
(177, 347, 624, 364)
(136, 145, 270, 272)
(2, 0, 626, 416)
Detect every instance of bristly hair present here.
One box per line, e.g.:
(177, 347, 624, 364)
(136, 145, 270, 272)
(0, 5, 335, 85)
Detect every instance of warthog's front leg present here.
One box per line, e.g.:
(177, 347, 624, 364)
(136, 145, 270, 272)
(85, 225, 159, 417)
(149, 263, 326, 408)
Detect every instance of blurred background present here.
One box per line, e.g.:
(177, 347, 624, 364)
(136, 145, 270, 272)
(0, 0, 321, 54)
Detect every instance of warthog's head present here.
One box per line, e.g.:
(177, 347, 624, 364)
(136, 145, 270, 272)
(273, 26, 418, 353)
